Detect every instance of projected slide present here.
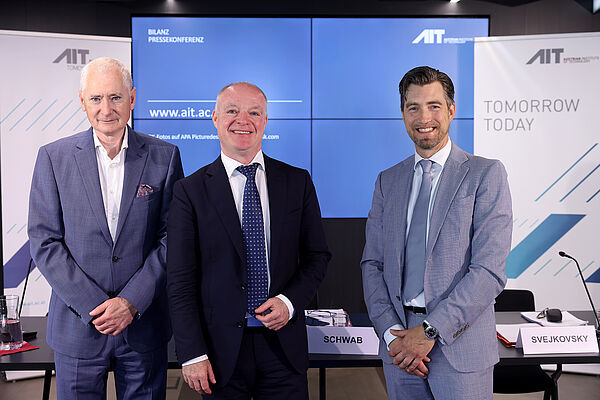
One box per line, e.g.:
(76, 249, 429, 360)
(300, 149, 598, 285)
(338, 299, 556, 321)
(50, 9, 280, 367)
(131, 17, 488, 217)
(313, 120, 475, 217)
(132, 18, 311, 119)
(134, 119, 311, 176)
(312, 18, 485, 119)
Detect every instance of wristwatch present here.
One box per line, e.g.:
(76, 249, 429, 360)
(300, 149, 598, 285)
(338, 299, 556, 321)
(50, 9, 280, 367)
(422, 320, 439, 340)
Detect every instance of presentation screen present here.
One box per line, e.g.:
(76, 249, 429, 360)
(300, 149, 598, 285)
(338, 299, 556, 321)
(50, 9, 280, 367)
(131, 17, 488, 217)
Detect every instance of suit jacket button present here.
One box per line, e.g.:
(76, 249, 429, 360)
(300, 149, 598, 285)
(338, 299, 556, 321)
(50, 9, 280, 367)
(237, 322, 244, 328)
(241, 284, 247, 291)
(112, 256, 119, 262)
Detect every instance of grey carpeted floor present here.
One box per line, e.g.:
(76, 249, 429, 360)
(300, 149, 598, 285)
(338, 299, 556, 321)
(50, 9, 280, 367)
(1, 368, 599, 399)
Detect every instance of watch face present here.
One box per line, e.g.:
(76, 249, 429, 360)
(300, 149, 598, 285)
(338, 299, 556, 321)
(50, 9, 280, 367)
(423, 322, 438, 339)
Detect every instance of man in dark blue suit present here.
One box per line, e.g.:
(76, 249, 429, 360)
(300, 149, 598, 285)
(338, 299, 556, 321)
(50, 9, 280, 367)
(28, 57, 183, 399)
(167, 82, 330, 399)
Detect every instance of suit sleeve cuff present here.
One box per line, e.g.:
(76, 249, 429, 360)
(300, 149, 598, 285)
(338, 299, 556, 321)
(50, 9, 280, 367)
(182, 355, 208, 366)
(383, 324, 404, 350)
(276, 294, 294, 321)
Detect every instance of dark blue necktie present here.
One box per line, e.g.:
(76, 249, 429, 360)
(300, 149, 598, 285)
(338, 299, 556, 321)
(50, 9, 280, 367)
(237, 164, 268, 315)
(403, 159, 434, 302)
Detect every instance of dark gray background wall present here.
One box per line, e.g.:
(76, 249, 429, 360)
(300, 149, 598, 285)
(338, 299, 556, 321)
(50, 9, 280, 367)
(2, 0, 599, 38)
(2, 0, 598, 312)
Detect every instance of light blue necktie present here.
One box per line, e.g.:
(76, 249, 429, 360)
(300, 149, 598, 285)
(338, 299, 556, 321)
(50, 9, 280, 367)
(237, 164, 269, 315)
(403, 159, 434, 301)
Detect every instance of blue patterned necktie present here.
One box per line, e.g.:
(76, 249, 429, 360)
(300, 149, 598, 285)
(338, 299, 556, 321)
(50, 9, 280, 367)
(403, 159, 434, 302)
(237, 163, 268, 315)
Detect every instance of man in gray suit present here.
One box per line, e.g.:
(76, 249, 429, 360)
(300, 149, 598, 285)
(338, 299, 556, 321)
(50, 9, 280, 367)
(28, 57, 183, 398)
(361, 66, 512, 399)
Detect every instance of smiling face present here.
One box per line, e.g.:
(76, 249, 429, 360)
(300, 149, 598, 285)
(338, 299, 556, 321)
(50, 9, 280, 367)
(401, 81, 455, 158)
(79, 64, 135, 140)
(212, 83, 268, 164)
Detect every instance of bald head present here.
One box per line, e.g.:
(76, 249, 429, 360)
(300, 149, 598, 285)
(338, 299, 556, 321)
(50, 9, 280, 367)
(215, 82, 267, 114)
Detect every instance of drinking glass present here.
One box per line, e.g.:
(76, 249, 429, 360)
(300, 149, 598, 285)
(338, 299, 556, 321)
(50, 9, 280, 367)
(0, 294, 23, 350)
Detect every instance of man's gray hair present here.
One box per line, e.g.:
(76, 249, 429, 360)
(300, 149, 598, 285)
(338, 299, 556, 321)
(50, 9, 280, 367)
(214, 82, 267, 113)
(80, 57, 133, 93)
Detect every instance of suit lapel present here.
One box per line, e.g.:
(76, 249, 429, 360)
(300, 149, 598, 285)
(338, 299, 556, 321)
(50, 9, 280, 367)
(73, 128, 112, 246)
(205, 157, 246, 264)
(114, 128, 148, 244)
(426, 143, 469, 258)
(264, 155, 285, 293)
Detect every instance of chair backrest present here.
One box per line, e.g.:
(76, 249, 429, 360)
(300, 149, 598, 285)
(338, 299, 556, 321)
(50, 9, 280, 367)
(494, 289, 535, 312)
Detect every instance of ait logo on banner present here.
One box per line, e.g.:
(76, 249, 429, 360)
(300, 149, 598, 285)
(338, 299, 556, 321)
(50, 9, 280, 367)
(526, 47, 599, 65)
(526, 48, 564, 64)
(53, 48, 91, 70)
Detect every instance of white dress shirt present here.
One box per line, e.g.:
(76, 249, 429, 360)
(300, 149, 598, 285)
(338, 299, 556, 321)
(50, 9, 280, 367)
(183, 150, 294, 366)
(221, 150, 271, 266)
(93, 129, 128, 241)
(384, 139, 452, 347)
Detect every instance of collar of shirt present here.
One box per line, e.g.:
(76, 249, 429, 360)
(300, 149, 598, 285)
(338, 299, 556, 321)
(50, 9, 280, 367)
(93, 127, 129, 162)
(220, 150, 266, 177)
(412, 138, 452, 171)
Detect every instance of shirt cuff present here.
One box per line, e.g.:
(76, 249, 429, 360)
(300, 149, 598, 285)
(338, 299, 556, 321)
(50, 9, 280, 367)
(276, 294, 294, 321)
(182, 354, 208, 366)
(383, 324, 404, 350)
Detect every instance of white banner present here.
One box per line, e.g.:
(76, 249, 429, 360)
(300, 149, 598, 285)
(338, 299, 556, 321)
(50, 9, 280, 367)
(0, 30, 131, 316)
(475, 32, 600, 374)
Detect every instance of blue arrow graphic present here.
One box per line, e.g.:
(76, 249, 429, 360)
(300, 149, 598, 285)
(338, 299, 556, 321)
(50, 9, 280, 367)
(506, 214, 585, 279)
(586, 265, 600, 283)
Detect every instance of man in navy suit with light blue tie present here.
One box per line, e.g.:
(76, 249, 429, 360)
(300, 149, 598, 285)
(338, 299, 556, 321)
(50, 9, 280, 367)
(361, 66, 512, 399)
(28, 57, 183, 399)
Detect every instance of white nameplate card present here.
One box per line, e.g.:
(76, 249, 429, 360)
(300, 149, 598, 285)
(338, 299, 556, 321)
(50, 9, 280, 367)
(307, 326, 379, 355)
(516, 325, 599, 354)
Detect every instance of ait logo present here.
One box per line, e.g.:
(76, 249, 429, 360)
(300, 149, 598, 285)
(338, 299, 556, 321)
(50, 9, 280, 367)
(53, 49, 90, 70)
(412, 29, 445, 44)
(526, 48, 564, 64)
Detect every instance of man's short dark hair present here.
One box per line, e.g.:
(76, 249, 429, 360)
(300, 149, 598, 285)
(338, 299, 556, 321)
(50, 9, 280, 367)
(399, 66, 455, 110)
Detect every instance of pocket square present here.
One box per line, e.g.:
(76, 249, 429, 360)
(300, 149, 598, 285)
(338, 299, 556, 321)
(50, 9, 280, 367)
(136, 184, 154, 198)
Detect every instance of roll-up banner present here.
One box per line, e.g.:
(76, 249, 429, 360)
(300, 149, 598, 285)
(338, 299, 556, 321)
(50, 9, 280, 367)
(1, 30, 131, 314)
(475, 32, 600, 374)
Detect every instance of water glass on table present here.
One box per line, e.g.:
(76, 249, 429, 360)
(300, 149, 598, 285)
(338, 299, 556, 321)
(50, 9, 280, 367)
(0, 294, 23, 350)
